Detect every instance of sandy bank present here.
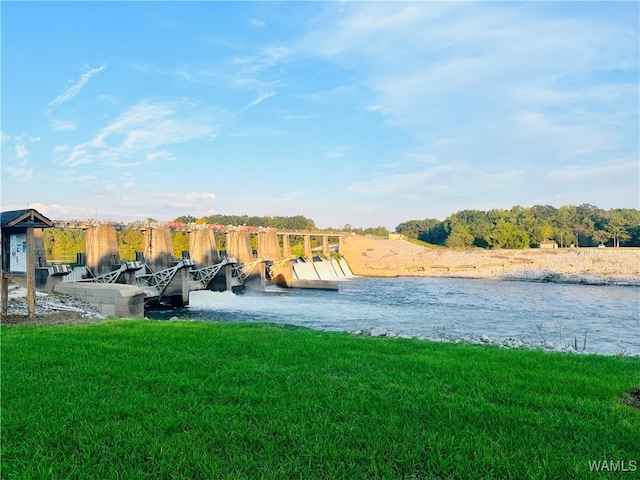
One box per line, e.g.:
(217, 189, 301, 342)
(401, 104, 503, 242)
(340, 236, 640, 286)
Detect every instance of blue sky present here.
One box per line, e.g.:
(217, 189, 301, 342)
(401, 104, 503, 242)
(2, 1, 638, 229)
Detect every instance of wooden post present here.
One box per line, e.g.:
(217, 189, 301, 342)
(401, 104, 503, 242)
(1, 271, 8, 319)
(26, 227, 36, 319)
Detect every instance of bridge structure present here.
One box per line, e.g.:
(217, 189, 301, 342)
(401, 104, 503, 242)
(48, 220, 354, 305)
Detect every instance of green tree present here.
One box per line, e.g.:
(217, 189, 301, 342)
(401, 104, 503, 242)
(444, 215, 474, 248)
(605, 213, 630, 248)
(117, 230, 144, 261)
(488, 220, 529, 249)
(172, 232, 190, 258)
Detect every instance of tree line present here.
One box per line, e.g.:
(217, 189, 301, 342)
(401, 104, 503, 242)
(395, 204, 640, 248)
(174, 214, 316, 231)
(41, 205, 640, 262)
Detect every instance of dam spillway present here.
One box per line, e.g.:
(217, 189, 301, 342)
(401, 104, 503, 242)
(288, 257, 354, 290)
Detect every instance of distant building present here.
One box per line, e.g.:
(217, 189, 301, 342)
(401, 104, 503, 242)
(539, 239, 558, 249)
(388, 233, 405, 240)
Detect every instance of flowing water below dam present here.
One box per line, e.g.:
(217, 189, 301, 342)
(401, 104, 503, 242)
(146, 276, 640, 356)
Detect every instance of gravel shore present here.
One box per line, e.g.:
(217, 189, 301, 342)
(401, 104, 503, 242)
(2, 283, 106, 325)
(341, 236, 640, 286)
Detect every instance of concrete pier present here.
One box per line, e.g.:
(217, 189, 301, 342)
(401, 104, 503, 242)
(257, 230, 281, 260)
(304, 235, 313, 261)
(322, 236, 331, 258)
(86, 224, 120, 276)
(144, 226, 174, 271)
(226, 230, 253, 264)
(190, 228, 219, 266)
(281, 234, 292, 257)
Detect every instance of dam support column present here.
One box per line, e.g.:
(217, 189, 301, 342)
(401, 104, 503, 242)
(226, 230, 253, 265)
(86, 224, 120, 276)
(304, 235, 313, 262)
(257, 229, 281, 261)
(189, 228, 219, 266)
(322, 236, 331, 258)
(144, 226, 174, 271)
(281, 234, 292, 257)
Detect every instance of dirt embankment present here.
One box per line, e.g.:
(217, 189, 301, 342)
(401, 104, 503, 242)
(340, 235, 640, 286)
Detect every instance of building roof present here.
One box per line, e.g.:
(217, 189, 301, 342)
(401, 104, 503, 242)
(1, 209, 54, 229)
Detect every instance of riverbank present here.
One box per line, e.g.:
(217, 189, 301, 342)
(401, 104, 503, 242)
(2, 320, 639, 479)
(340, 236, 640, 286)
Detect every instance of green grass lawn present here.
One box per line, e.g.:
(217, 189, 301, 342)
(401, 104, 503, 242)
(2, 320, 639, 479)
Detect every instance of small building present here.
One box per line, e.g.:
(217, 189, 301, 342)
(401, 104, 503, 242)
(1, 208, 54, 318)
(539, 239, 558, 249)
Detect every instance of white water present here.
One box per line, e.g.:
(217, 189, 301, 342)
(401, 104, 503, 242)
(147, 277, 640, 356)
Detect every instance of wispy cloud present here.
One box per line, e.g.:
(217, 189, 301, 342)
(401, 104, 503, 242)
(300, 2, 638, 151)
(246, 91, 274, 109)
(47, 65, 106, 110)
(49, 118, 77, 131)
(61, 100, 218, 167)
(3, 166, 34, 181)
(157, 192, 217, 201)
(15, 143, 28, 160)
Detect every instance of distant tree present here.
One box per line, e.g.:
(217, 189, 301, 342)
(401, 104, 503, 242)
(419, 222, 447, 245)
(117, 230, 144, 261)
(592, 230, 609, 246)
(444, 214, 474, 248)
(362, 226, 389, 237)
(605, 213, 630, 247)
(174, 215, 196, 224)
(172, 232, 190, 258)
(488, 220, 529, 249)
(395, 219, 441, 239)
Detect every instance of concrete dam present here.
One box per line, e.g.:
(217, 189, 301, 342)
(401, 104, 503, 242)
(38, 222, 355, 315)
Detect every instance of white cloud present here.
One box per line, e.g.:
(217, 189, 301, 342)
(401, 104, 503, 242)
(245, 91, 274, 109)
(62, 100, 218, 167)
(49, 118, 77, 131)
(4, 166, 33, 181)
(47, 65, 106, 110)
(545, 157, 638, 183)
(23, 203, 96, 219)
(146, 150, 176, 162)
(156, 192, 217, 201)
(14, 143, 28, 160)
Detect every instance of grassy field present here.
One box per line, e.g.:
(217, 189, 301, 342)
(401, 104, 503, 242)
(2, 320, 639, 479)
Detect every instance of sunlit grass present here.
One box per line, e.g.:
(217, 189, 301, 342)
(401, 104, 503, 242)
(2, 320, 639, 479)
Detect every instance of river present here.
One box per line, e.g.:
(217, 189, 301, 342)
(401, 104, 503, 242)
(146, 277, 640, 356)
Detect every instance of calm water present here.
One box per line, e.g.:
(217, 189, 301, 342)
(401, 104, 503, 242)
(147, 277, 640, 356)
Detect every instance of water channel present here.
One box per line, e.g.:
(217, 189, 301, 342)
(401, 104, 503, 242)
(146, 277, 640, 356)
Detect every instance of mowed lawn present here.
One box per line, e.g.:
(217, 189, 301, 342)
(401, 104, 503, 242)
(1, 320, 639, 479)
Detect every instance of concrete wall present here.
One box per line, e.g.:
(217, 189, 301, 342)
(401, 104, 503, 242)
(54, 282, 145, 318)
(339, 235, 379, 276)
(86, 224, 120, 276)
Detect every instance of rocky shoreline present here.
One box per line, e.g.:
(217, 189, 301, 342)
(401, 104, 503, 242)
(340, 237, 640, 287)
(2, 284, 105, 325)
